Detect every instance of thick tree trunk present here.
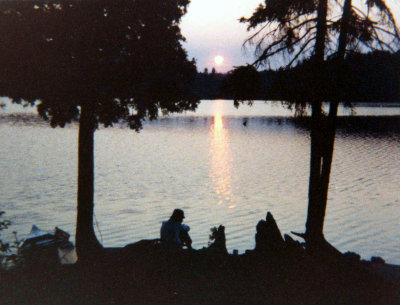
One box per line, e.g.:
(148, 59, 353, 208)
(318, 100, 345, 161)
(76, 102, 103, 263)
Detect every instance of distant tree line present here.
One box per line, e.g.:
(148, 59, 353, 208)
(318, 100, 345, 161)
(194, 51, 400, 102)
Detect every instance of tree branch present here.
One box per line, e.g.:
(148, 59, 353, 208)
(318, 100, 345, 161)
(373, 25, 400, 41)
(253, 27, 314, 65)
(287, 37, 315, 66)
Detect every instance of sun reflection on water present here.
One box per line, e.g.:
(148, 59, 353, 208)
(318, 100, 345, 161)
(209, 102, 234, 206)
(214, 114, 223, 131)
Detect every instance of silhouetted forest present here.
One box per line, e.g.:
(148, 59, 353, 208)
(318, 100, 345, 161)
(195, 51, 400, 102)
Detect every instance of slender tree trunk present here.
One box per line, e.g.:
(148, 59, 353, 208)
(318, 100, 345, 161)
(314, 102, 338, 236)
(306, 103, 325, 242)
(305, 0, 352, 244)
(317, 0, 352, 231)
(305, 0, 328, 243)
(314, 0, 328, 64)
(76, 102, 103, 263)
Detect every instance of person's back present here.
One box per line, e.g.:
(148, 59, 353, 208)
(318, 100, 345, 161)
(160, 209, 192, 249)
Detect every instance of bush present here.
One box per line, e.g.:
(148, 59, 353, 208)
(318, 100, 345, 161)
(0, 211, 20, 269)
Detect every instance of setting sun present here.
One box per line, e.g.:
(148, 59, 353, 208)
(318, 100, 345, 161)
(214, 55, 224, 66)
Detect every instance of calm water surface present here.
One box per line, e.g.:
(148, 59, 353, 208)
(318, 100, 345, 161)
(0, 100, 399, 264)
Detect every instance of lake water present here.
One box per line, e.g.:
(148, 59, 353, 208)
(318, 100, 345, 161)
(0, 100, 399, 264)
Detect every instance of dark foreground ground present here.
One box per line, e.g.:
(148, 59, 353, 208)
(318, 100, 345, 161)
(1, 239, 399, 305)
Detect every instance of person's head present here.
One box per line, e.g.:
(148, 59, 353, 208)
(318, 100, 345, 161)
(170, 209, 185, 223)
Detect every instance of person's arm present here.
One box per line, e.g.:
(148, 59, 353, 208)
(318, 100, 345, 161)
(179, 224, 192, 249)
(181, 224, 190, 232)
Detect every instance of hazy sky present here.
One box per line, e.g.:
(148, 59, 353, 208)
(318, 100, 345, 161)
(180, 0, 400, 73)
(180, 0, 261, 73)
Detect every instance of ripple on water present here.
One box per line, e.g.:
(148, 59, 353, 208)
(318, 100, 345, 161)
(0, 112, 399, 264)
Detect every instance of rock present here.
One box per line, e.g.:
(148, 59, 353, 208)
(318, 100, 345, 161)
(343, 251, 361, 263)
(371, 256, 385, 265)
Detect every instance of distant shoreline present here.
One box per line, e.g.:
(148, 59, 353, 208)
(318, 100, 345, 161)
(350, 102, 400, 107)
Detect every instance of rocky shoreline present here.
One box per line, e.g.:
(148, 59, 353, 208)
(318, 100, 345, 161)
(1, 211, 399, 305)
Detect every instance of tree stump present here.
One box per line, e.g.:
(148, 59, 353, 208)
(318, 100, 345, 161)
(255, 212, 285, 253)
(207, 225, 228, 255)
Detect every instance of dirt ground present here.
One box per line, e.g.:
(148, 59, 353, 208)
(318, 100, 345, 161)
(1, 241, 399, 305)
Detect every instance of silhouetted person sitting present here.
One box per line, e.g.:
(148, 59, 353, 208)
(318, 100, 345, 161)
(160, 209, 192, 250)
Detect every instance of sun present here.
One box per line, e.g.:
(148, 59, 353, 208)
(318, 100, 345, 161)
(214, 55, 224, 66)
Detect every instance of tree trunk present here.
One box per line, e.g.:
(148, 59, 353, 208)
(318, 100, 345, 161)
(305, 0, 328, 243)
(312, 101, 338, 239)
(305, 0, 352, 245)
(76, 102, 103, 263)
(314, 0, 328, 64)
(305, 104, 325, 242)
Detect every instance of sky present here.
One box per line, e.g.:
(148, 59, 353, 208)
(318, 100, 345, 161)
(180, 0, 400, 73)
(180, 0, 262, 73)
